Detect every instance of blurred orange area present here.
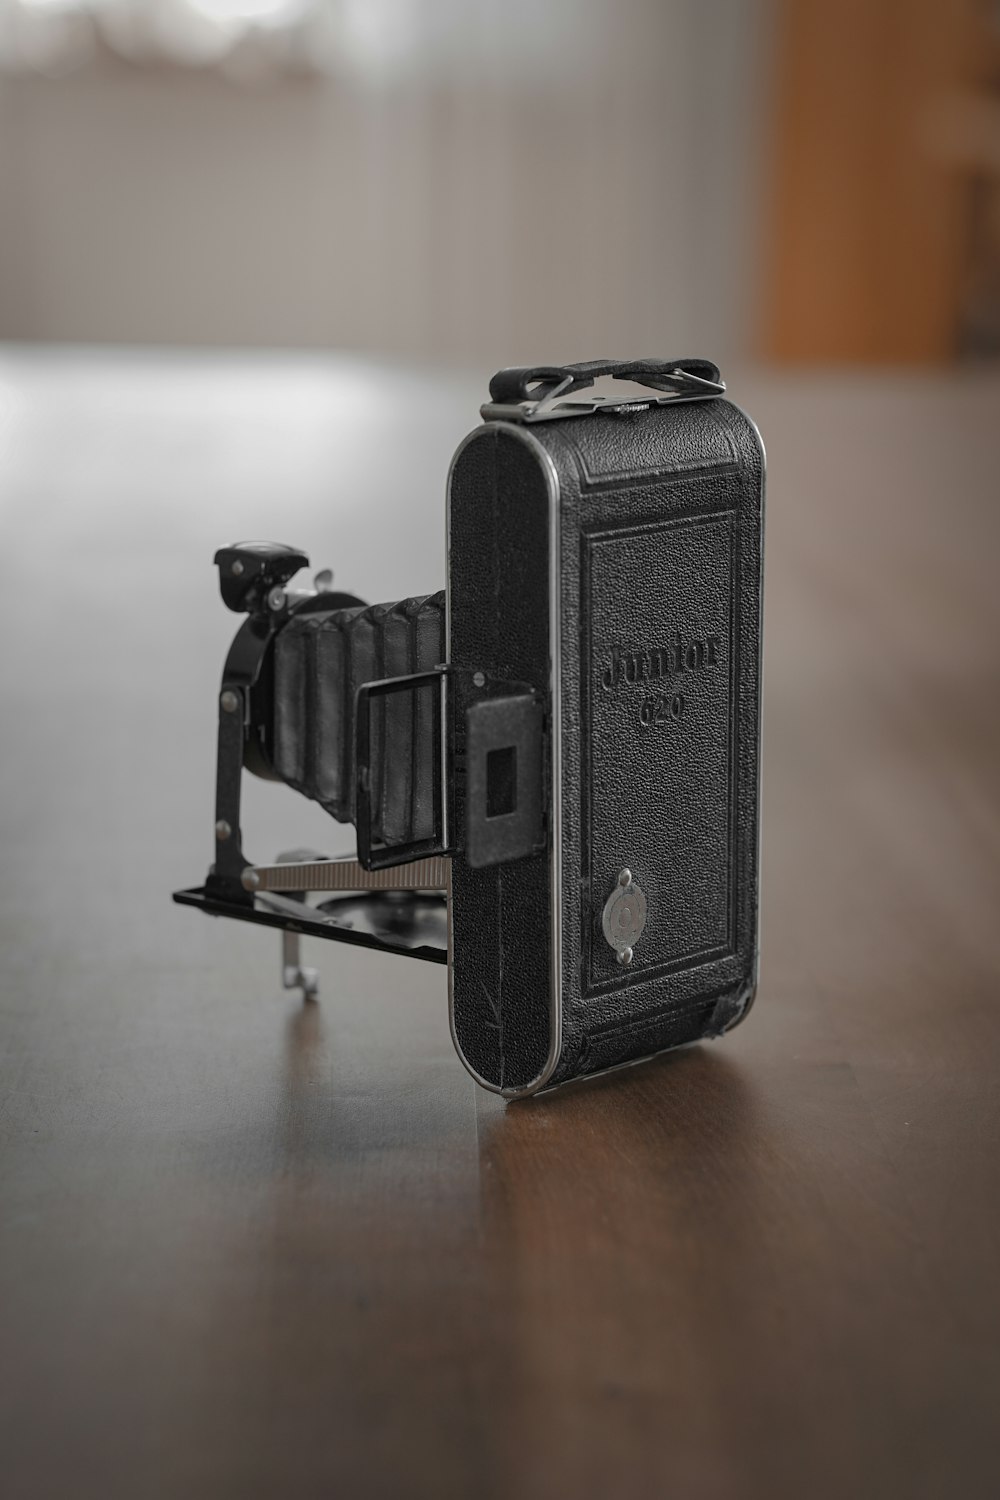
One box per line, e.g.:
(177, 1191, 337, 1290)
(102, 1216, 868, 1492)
(763, 0, 1000, 364)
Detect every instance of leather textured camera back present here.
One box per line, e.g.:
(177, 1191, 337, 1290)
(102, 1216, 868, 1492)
(448, 397, 764, 1094)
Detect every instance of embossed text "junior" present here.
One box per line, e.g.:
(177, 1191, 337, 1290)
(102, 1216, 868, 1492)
(600, 633, 722, 692)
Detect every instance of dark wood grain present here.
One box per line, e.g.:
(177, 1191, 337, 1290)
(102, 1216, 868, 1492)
(1, 352, 998, 1499)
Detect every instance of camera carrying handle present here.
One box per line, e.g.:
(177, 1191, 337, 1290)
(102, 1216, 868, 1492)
(487, 358, 723, 406)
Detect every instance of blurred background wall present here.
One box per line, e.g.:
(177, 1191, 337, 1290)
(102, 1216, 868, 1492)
(0, 0, 772, 362)
(0, 0, 997, 364)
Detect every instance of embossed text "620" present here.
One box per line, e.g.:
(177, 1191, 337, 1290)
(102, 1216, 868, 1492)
(638, 691, 686, 729)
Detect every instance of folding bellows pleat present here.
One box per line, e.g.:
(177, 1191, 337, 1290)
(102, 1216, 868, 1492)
(272, 592, 446, 844)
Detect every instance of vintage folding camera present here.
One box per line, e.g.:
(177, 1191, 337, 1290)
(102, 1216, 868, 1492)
(175, 358, 765, 1096)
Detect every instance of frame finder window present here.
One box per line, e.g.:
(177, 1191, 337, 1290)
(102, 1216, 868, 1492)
(486, 746, 517, 819)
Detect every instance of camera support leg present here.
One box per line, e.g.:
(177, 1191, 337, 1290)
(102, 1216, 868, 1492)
(260, 855, 450, 998)
(258, 855, 448, 999)
(282, 929, 319, 1000)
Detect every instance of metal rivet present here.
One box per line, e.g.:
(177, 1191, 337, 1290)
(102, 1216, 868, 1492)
(231, 559, 244, 576)
(472, 671, 486, 688)
(618, 868, 632, 888)
(267, 586, 287, 612)
(242, 868, 260, 891)
(617, 947, 633, 967)
(215, 820, 232, 841)
(220, 690, 239, 714)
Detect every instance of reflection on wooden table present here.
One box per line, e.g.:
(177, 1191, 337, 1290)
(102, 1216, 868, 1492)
(1, 351, 998, 1500)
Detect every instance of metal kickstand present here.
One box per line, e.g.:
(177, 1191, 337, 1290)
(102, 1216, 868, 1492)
(282, 928, 319, 1000)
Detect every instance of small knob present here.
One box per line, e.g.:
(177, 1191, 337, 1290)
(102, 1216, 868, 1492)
(602, 868, 647, 966)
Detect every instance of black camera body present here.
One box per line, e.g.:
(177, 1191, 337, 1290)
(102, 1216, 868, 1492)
(176, 359, 765, 1096)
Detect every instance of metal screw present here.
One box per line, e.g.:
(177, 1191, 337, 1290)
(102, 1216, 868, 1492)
(617, 947, 633, 967)
(472, 671, 486, 688)
(618, 868, 632, 888)
(220, 690, 239, 714)
(267, 586, 287, 612)
(241, 868, 260, 891)
(231, 559, 244, 576)
(215, 820, 232, 841)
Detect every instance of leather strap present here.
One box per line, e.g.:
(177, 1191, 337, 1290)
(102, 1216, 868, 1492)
(488, 358, 723, 405)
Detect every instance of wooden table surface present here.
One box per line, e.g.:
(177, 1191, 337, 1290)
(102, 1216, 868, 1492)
(1, 350, 998, 1500)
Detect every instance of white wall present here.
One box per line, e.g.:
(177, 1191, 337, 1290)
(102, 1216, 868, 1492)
(0, 1, 773, 361)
